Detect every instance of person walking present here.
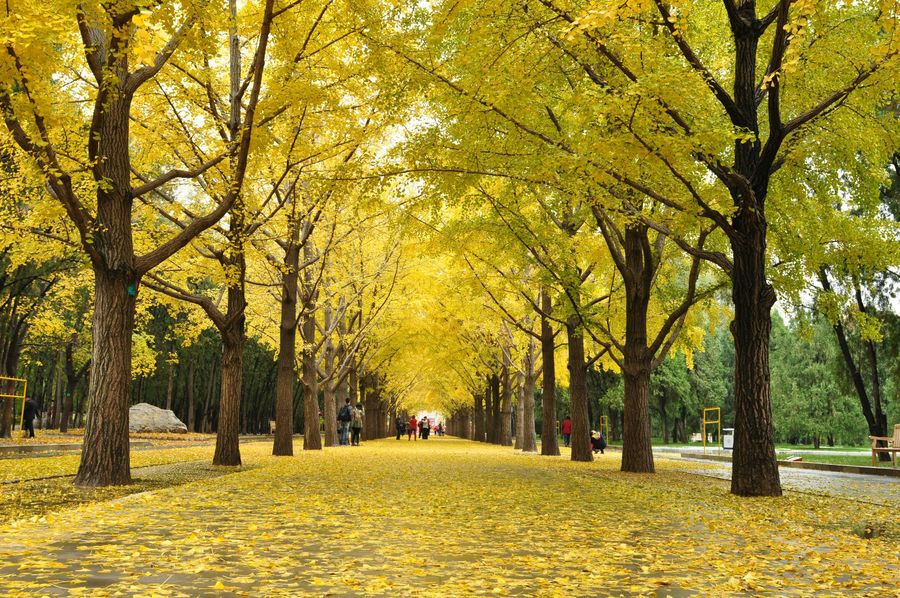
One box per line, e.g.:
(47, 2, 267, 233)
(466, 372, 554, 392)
(561, 416, 572, 447)
(351, 403, 364, 446)
(419, 417, 428, 440)
(408, 415, 418, 441)
(395, 416, 405, 440)
(337, 398, 353, 446)
(22, 397, 39, 438)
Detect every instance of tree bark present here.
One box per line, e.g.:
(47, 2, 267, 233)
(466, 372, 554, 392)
(165, 361, 175, 411)
(187, 360, 195, 433)
(75, 266, 137, 486)
(489, 373, 501, 444)
(729, 225, 780, 496)
(500, 359, 513, 446)
(514, 379, 524, 450)
(301, 312, 320, 450)
(621, 226, 654, 473)
(473, 390, 485, 442)
(273, 225, 300, 455)
(540, 289, 559, 456)
(521, 337, 538, 453)
(214, 323, 243, 466)
(566, 316, 592, 462)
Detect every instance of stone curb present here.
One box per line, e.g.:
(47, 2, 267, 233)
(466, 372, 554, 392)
(0, 440, 153, 455)
(683, 453, 900, 478)
(0, 436, 274, 456)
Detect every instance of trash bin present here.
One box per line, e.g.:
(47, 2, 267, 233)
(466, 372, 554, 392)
(723, 428, 734, 450)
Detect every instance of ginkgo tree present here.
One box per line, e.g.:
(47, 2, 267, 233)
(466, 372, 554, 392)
(380, 0, 899, 496)
(0, 0, 278, 484)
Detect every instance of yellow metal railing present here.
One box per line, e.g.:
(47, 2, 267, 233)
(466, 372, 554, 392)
(702, 407, 721, 454)
(0, 376, 28, 432)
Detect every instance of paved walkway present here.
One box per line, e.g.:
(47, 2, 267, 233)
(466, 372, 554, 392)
(673, 456, 899, 508)
(0, 439, 897, 596)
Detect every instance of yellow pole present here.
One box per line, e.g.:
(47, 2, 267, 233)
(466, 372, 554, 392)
(20, 380, 27, 432)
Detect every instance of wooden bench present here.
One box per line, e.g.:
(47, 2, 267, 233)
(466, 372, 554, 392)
(269, 419, 276, 434)
(869, 423, 900, 467)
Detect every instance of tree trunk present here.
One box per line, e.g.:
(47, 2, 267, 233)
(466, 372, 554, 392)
(818, 270, 889, 457)
(75, 266, 137, 486)
(514, 379, 524, 450)
(566, 316, 592, 462)
(540, 289, 559, 456)
(500, 361, 513, 447)
(473, 390, 485, 442)
(660, 395, 669, 444)
(273, 232, 300, 455)
(214, 327, 243, 466)
(301, 313, 320, 450)
(521, 338, 538, 453)
(364, 374, 378, 441)
(165, 361, 175, 411)
(489, 373, 501, 444)
(187, 360, 195, 433)
(729, 224, 781, 496)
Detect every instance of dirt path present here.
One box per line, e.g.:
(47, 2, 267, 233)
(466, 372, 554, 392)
(0, 439, 897, 596)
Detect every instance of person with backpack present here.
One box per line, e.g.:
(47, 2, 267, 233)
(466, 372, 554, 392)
(395, 416, 406, 440)
(351, 403, 364, 446)
(337, 398, 353, 446)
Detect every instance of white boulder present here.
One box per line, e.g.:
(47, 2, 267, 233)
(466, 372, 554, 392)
(129, 403, 188, 433)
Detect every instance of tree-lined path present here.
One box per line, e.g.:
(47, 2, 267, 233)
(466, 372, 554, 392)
(1, 440, 897, 596)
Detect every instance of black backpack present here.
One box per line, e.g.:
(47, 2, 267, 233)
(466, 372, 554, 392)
(338, 404, 352, 422)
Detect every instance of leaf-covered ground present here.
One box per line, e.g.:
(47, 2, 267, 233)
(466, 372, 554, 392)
(0, 439, 898, 596)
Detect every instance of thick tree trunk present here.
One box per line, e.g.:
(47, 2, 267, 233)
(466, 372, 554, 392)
(473, 390, 485, 442)
(273, 241, 298, 455)
(620, 226, 654, 473)
(540, 289, 559, 456)
(75, 267, 137, 486)
(729, 227, 781, 496)
(323, 383, 339, 446)
(214, 326, 243, 466)
(566, 316, 592, 462)
(724, 7, 780, 497)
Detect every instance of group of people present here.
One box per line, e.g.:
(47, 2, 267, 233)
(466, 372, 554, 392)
(336, 398, 365, 446)
(561, 416, 607, 454)
(395, 416, 444, 441)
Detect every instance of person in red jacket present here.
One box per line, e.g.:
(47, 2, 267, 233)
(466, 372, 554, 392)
(561, 416, 572, 447)
(408, 415, 418, 441)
